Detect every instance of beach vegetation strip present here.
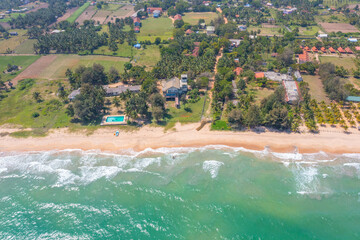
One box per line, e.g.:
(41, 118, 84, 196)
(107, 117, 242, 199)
(67, 2, 90, 23)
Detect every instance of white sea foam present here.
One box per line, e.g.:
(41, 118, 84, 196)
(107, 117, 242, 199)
(202, 160, 224, 179)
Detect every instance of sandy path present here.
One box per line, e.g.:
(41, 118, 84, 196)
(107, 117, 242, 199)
(56, 7, 79, 23)
(11, 55, 57, 85)
(1, 123, 360, 154)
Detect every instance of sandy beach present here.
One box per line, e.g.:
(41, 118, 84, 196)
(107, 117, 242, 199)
(1, 123, 360, 154)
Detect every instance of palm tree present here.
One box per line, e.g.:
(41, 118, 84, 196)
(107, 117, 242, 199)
(32, 91, 42, 103)
(113, 96, 121, 109)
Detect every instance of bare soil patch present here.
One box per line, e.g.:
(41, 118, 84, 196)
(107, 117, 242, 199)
(56, 7, 79, 23)
(104, 5, 135, 23)
(261, 23, 278, 28)
(76, 6, 97, 25)
(11, 55, 57, 85)
(319, 22, 359, 33)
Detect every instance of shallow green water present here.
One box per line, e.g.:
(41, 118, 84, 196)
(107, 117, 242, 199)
(0, 147, 359, 239)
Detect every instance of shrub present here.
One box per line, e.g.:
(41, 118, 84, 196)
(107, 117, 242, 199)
(32, 112, 40, 118)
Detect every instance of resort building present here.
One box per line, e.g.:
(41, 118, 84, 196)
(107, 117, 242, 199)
(206, 26, 215, 35)
(133, 17, 141, 27)
(147, 7, 162, 14)
(153, 10, 161, 18)
(68, 85, 141, 100)
(318, 34, 328, 38)
(238, 25, 247, 31)
(161, 76, 188, 102)
(134, 27, 140, 33)
(174, 14, 182, 21)
(298, 50, 310, 64)
(283, 80, 301, 104)
(229, 39, 242, 48)
(264, 71, 293, 82)
(294, 71, 302, 82)
(104, 85, 141, 97)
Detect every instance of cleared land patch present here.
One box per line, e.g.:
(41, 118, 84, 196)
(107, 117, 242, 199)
(12, 55, 129, 82)
(137, 17, 173, 42)
(302, 75, 330, 104)
(319, 22, 359, 33)
(76, 5, 97, 25)
(320, 56, 356, 70)
(0, 55, 40, 82)
(56, 7, 79, 23)
(248, 25, 282, 36)
(0, 29, 28, 53)
(182, 12, 218, 25)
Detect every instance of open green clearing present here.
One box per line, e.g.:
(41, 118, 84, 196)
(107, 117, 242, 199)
(0, 79, 117, 137)
(315, 13, 348, 23)
(38, 55, 128, 79)
(182, 12, 219, 25)
(0, 55, 40, 81)
(67, 2, 90, 23)
(137, 17, 173, 42)
(291, 25, 321, 36)
(302, 75, 330, 104)
(0, 13, 25, 23)
(0, 29, 28, 53)
(132, 45, 161, 68)
(248, 26, 282, 36)
(94, 43, 132, 57)
(160, 95, 209, 130)
(102, 3, 123, 11)
(14, 39, 36, 54)
(320, 56, 356, 70)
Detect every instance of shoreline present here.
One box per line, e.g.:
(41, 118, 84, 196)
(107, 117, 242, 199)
(1, 123, 360, 154)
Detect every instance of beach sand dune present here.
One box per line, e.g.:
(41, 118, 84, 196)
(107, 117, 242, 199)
(1, 123, 360, 154)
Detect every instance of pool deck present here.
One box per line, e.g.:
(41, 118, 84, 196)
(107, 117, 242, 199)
(100, 115, 127, 126)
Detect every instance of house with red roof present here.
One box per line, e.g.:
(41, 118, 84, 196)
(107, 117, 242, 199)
(320, 47, 326, 53)
(255, 72, 265, 79)
(355, 46, 360, 51)
(174, 14, 182, 21)
(298, 50, 309, 64)
(185, 29, 193, 35)
(147, 7, 162, 14)
(133, 17, 141, 27)
(234, 67, 243, 76)
(134, 27, 140, 33)
(329, 47, 336, 53)
(311, 46, 318, 52)
(338, 47, 346, 53)
(304, 46, 310, 52)
(345, 47, 353, 54)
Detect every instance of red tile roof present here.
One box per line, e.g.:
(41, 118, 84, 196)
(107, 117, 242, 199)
(345, 47, 353, 53)
(174, 14, 182, 20)
(338, 47, 346, 53)
(133, 17, 140, 22)
(355, 46, 360, 51)
(320, 47, 326, 52)
(329, 47, 336, 53)
(234, 67, 243, 76)
(185, 29, 193, 35)
(311, 46, 318, 52)
(255, 72, 265, 79)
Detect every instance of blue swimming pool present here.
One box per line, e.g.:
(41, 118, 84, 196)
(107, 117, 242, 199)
(106, 116, 125, 123)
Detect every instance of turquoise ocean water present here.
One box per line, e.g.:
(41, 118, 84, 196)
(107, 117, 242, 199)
(0, 146, 360, 239)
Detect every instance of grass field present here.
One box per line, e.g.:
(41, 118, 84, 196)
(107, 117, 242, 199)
(0, 29, 28, 53)
(40, 55, 129, 79)
(320, 56, 356, 70)
(248, 25, 282, 36)
(182, 12, 219, 25)
(94, 43, 132, 57)
(0, 55, 40, 82)
(137, 17, 174, 42)
(316, 13, 348, 23)
(291, 25, 321, 36)
(160, 96, 208, 130)
(133, 45, 161, 68)
(0, 13, 26, 23)
(302, 75, 330, 104)
(67, 2, 90, 23)
(102, 3, 123, 11)
(14, 39, 36, 54)
(0, 79, 109, 136)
